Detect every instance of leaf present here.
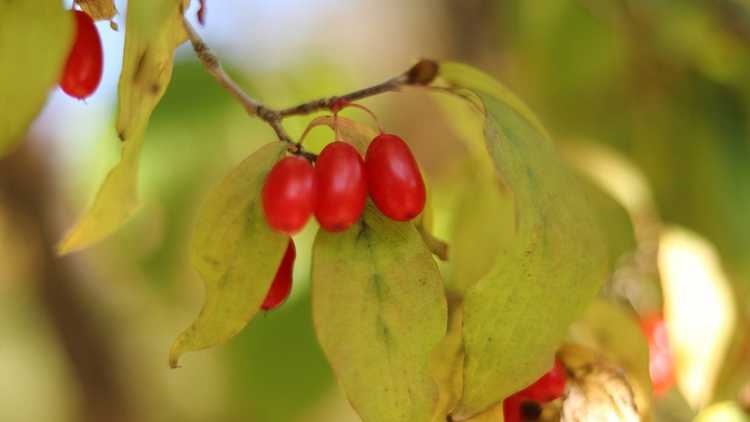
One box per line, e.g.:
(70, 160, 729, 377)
(463, 403, 503, 422)
(311, 204, 448, 422)
(568, 299, 653, 419)
(658, 227, 738, 409)
(58, 0, 187, 254)
(169, 142, 289, 368)
(434, 62, 609, 418)
(428, 298, 465, 421)
(76, 0, 118, 22)
(0, 0, 74, 157)
(693, 402, 750, 422)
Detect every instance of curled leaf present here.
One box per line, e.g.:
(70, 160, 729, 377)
(433, 62, 610, 418)
(659, 227, 738, 408)
(58, 0, 187, 254)
(559, 344, 640, 422)
(76, 0, 118, 22)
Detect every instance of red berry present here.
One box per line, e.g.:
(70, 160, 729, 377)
(641, 313, 675, 396)
(314, 141, 367, 232)
(261, 240, 296, 311)
(262, 156, 316, 234)
(61, 10, 103, 99)
(519, 359, 567, 402)
(503, 394, 524, 422)
(365, 134, 426, 221)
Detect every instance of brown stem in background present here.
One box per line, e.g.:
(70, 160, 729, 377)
(0, 143, 133, 422)
(181, 15, 437, 161)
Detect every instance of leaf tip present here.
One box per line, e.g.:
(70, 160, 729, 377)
(168, 339, 185, 369)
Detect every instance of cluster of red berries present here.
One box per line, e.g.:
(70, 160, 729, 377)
(60, 10, 104, 99)
(262, 133, 426, 234)
(503, 359, 567, 422)
(640, 313, 675, 396)
(258, 132, 425, 311)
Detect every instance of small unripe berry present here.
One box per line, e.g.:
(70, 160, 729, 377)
(314, 141, 367, 232)
(262, 156, 316, 234)
(61, 10, 103, 99)
(365, 134, 425, 221)
(261, 240, 296, 311)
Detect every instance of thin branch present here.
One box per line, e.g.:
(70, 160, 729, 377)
(181, 16, 263, 117)
(277, 76, 407, 118)
(181, 13, 439, 160)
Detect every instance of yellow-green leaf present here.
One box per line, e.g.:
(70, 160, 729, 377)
(434, 62, 609, 418)
(58, 0, 186, 254)
(170, 142, 289, 368)
(0, 0, 73, 157)
(694, 402, 750, 422)
(312, 205, 448, 422)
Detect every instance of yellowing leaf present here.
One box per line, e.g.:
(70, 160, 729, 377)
(560, 352, 640, 422)
(447, 159, 514, 296)
(429, 300, 465, 421)
(658, 227, 737, 409)
(693, 401, 750, 422)
(170, 142, 288, 368)
(569, 300, 653, 419)
(312, 205, 448, 422)
(0, 1, 73, 157)
(76, 0, 118, 21)
(434, 62, 609, 418)
(58, 0, 187, 254)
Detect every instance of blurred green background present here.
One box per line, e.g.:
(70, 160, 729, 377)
(2, 0, 750, 421)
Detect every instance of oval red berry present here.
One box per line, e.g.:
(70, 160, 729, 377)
(365, 134, 425, 221)
(314, 141, 367, 232)
(61, 10, 103, 99)
(261, 239, 296, 311)
(262, 156, 316, 234)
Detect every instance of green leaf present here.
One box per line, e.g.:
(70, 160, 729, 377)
(169, 142, 289, 368)
(434, 62, 609, 418)
(58, 0, 186, 254)
(311, 205, 448, 422)
(0, 0, 73, 157)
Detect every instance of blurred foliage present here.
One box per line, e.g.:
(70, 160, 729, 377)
(2, 0, 750, 421)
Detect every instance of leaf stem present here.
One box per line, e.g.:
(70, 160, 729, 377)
(181, 15, 438, 160)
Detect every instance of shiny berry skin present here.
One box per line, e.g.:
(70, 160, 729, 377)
(61, 10, 103, 99)
(365, 134, 426, 221)
(262, 156, 316, 234)
(261, 240, 296, 311)
(314, 141, 367, 232)
(518, 359, 567, 402)
(641, 313, 675, 396)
